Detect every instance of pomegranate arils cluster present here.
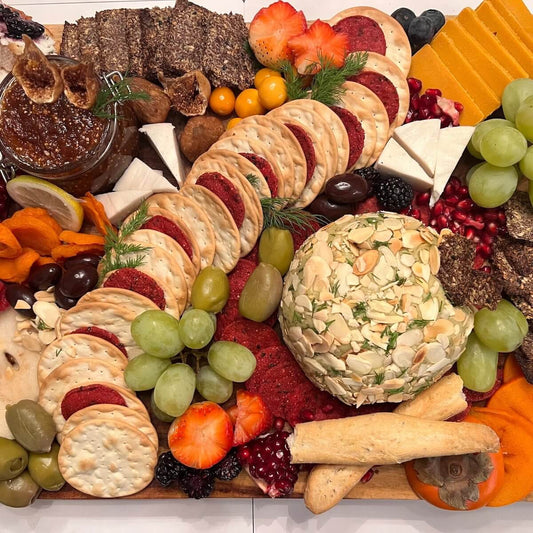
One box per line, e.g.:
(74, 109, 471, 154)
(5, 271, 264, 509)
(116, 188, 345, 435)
(405, 77, 462, 127)
(237, 424, 299, 498)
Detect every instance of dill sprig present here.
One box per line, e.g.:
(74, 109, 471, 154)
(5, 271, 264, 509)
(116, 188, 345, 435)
(92, 76, 150, 119)
(261, 197, 325, 231)
(99, 203, 151, 281)
(278, 60, 308, 101)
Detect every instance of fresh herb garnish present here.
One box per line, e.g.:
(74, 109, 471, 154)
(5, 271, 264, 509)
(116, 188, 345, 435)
(36, 319, 50, 331)
(92, 76, 150, 119)
(352, 302, 368, 321)
(99, 203, 151, 281)
(260, 197, 325, 231)
(408, 319, 431, 329)
(279, 60, 308, 101)
(386, 331, 400, 353)
(245, 173, 260, 188)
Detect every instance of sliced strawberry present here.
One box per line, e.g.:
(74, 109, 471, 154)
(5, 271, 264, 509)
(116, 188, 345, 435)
(288, 20, 348, 75)
(231, 390, 273, 446)
(168, 402, 234, 469)
(249, 1, 307, 68)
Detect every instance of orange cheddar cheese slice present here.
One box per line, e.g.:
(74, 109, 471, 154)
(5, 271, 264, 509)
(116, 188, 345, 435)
(485, 0, 533, 51)
(499, 0, 533, 33)
(475, 3, 533, 77)
(439, 19, 513, 100)
(431, 32, 499, 116)
(457, 8, 528, 80)
(408, 45, 484, 126)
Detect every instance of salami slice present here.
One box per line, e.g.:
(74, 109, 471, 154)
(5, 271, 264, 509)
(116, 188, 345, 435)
(329, 106, 365, 169)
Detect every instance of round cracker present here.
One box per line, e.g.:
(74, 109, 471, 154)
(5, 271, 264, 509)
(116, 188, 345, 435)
(125, 231, 195, 301)
(211, 134, 285, 198)
(179, 184, 241, 272)
(328, 6, 412, 76)
(58, 418, 157, 498)
(58, 302, 142, 359)
(38, 333, 128, 385)
(55, 382, 150, 441)
(224, 115, 307, 200)
(342, 81, 389, 166)
(187, 159, 262, 257)
(38, 357, 129, 416)
(146, 193, 216, 269)
(268, 100, 340, 180)
(79, 288, 159, 315)
(59, 404, 157, 449)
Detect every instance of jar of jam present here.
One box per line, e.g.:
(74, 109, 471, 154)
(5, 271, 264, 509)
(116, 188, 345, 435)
(0, 56, 138, 196)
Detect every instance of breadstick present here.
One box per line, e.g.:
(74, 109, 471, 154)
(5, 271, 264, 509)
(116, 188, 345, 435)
(304, 373, 467, 514)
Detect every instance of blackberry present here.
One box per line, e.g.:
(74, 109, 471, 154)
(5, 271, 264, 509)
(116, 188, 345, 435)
(210, 448, 242, 481)
(373, 176, 414, 212)
(155, 451, 185, 487)
(0, 7, 45, 39)
(178, 468, 215, 499)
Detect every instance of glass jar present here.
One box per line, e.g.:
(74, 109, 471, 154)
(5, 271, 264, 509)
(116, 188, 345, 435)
(0, 56, 138, 196)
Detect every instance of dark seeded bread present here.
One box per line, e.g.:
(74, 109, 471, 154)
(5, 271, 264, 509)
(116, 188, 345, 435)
(77, 17, 102, 72)
(139, 7, 173, 80)
(96, 9, 130, 74)
(203, 12, 255, 90)
(60, 21, 80, 60)
(124, 9, 144, 77)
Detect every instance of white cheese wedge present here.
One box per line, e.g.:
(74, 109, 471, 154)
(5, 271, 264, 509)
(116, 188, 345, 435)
(375, 138, 433, 191)
(393, 119, 441, 177)
(430, 126, 475, 207)
(138, 123, 187, 187)
(94, 190, 152, 225)
(113, 158, 176, 194)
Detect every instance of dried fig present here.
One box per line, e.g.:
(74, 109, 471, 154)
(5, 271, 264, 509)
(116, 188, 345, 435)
(179, 116, 225, 163)
(12, 35, 63, 104)
(159, 70, 211, 117)
(61, 61, 99, 109)
(126, 77, 171, 124)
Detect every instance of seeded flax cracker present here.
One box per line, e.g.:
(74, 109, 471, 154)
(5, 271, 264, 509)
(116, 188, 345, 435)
(58, 303, 142, 359)
(342, 81, 389, 165)
(55, 382, 151, 442)
(223, 115, 307, 201)
(210, 136, 285, 199)
(187, 157, 262, 257)
(60, 404, 158, 449)
(38, 333, 128, 385)
(180, 184, 241, 273)
(58, 418, 157, 498)
(328, 6, 412, 77)
(269, 100, 340, 181)
(147, 193, 216, 269)
(38, 358, 128, 416)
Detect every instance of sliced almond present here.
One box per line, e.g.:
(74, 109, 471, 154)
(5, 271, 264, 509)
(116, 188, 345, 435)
(353, 249, 379, 276)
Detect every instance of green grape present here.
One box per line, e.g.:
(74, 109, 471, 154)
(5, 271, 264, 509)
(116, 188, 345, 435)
(515, 95, 533, 142)
(131, 310, 184, 358)
(470, 118, 514, 155)
(519, 145, 533, 180)
(474, 299, 528, 353)
(196, 365, 233, 403)
(207, 341, 256, 382)
(153, 363, 196, 417)
(124, 353, 171, 391)
(465, 162, 484, 185)
(258, 227, 295, 275)
(190, 266, 230, 313)
(479, 126, 527, 167)
(178, 308, 215, 349)
(468, 163, 518, 208)
(150, 391, 174, 423)
(502, 78, 533, 122)
(457, 331, 498, 392)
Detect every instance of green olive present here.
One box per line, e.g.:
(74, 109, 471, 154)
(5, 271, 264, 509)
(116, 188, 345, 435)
(190, 266, 230, 313)
(28, 442, 65, 492)
(239, 262, 283, 322)
(258, 227, 294, 275)
(0, 471, 41, 508)
(5, 400, 56, 453)
(150, 391, 174, 423)
(0, 438, 28, 481)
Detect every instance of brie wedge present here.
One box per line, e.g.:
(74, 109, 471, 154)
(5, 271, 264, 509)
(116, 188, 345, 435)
(95, 190, 152, 225)
(113, 158, 177, 194)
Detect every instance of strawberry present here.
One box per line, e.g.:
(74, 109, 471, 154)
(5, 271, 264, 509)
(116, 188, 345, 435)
(168, 402, 234, 469)
(248, 1, 307, 68)
(288, 20, 349, 75)
(230, 390, 273, 446)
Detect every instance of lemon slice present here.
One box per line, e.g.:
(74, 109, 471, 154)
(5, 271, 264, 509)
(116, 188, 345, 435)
(6, 175, 84, 232)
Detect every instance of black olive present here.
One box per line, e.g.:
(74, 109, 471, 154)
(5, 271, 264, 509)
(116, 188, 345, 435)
(5, 284, 36, 318)
(307, 194, 355, 222)
(325, 173, 369, 204)
(56, 265, 98, 299)
(63, 253, 102, 270)
(28, 263, 62, 292)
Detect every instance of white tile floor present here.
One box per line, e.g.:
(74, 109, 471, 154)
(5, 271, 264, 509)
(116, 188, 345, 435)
(2, 0, 533, 531)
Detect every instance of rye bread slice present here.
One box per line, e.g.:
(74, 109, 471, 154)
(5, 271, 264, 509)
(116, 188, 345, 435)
(124, 9, 144, 77)
(139, 7, 173, 80)
(96, 9, 129, 74)
(77, 17, 102, 72)
(60, 22, 80, 59)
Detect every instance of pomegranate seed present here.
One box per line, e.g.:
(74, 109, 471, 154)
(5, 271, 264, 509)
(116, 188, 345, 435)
(497, 212, 506, 225)
(410, 93, 420, 111)
(465, 228, 476, 240)
(480, 265, 492, 274)
(430, 103, 442, 117)
(410, 208, 421, 220)
(437, 215, 449, 228)
(486, 222, 499, 236)
(299, 409, 315, 422)
(449, 177, 462, 190)
(425, 88, 442, 97)
(440, 114, 452, 127)
(445, 195, 459, 207)
(419, 107, 431, 119)
(456, 199, 474, 211)
(457, 186, 469, 198)
(481, 233, 494, 245)
(416, 192, 430, 204)
(474, 214, 484, 222)
(451, 221, 462, 232)
(433, 201, 445, 216)
(452, 210, 467, 222)
(430, 218, 437, 227)
(454, 101, 464, 112)
(443, 206, 452, 217)
(457, 225, 466, 236)
(407, 77, 422, 93)
(476, 243, 493, 258)
(473, 235, 481, 243)
(238, 447, 251, 464)
(400, 207, 410, 215)
(360, 468, 375, 484)
(464, 217, 485, 230)
(473, 254, 485, 270)
(273, 417, 285, 431)
(444, 183, 455, 197)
